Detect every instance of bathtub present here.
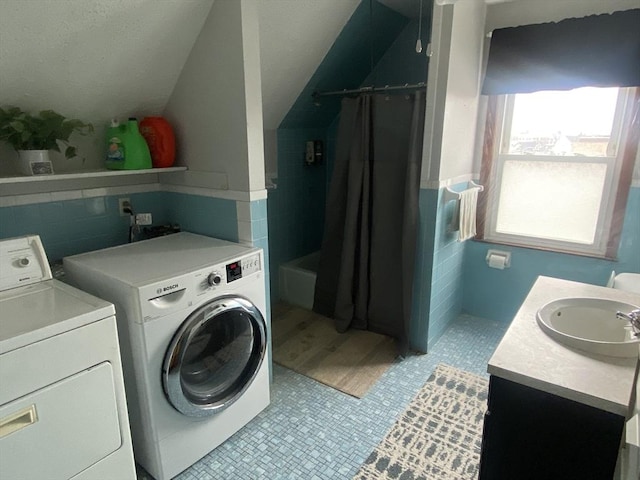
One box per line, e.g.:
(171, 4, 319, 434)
(279, 252, 320, 310)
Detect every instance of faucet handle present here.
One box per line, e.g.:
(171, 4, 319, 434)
(617, 311, 633, 321)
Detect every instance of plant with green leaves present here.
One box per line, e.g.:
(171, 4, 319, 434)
(0, 106, 94, 159)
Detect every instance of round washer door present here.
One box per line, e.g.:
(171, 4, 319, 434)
(162, 294, 267, 417)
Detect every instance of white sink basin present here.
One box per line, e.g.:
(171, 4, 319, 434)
(536, 298, 640, 358)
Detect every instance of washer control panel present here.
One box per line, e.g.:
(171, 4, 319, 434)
(226, 253, 261, 284)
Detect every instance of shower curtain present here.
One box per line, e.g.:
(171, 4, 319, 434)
(313, 91, 425, 354)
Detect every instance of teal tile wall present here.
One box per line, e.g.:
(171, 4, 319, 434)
(411, 183, 469, 353)
(250, 199, 269, 244)
(164, 192, 238, 242)
(270, 2, 431, 305)
(410, 188, 437, 352)
(428, 185, 466, 347)
(0, 191, 240, 261)
(618, 186, 640, 272)
(249, 198, 272, 380)
(462, 186, 640, 322)
(267, 128, 328, 300)
(0, 191, 168, 261)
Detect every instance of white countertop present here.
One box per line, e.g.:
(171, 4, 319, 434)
(488, 276, 640, 417)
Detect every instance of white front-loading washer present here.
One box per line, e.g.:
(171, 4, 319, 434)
(63, 232, 270, 480)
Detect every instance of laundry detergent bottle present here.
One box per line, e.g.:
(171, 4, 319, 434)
(105, 118, 152, 170)
(140, 116, 176, 168)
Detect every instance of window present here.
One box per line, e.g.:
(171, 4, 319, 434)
(479, 87, 638, 258)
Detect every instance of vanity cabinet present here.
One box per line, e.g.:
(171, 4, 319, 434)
(479, 277, 640, 480)
(479, 375, 625, 480)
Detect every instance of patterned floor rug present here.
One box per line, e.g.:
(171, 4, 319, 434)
(353, 364, 489, 480)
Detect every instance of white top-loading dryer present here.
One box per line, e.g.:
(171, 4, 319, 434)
(0, 235, 136, 480)
(63, 232, 270, 480)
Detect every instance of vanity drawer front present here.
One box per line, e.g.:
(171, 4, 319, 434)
(481, 375, 625, 479)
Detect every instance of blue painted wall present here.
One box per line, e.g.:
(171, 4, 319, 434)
(462, 185, 640, 322)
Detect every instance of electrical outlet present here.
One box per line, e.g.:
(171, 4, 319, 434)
(119, 198, 131, 216)
(135, 213, 153, 225)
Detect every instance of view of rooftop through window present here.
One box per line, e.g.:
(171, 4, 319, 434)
(504, 87, 619, 157)
(490, 86, 629, 251)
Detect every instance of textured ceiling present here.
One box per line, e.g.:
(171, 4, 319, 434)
(0, 0, 365, 136)
(0, 0, 365, 170)
(0, 0, 214, 123)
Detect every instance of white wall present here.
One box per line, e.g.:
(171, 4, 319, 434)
(421, 3, 452, 187)
(421, 0, 486, 187)
(242, 1, 267, 193)
(438, 0, 486, 183)
(163, 0, 262, 196)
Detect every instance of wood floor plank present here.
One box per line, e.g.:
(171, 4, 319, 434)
(272, 303, 398, 398)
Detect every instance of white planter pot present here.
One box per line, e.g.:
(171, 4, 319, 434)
(17, 150, 54, 176)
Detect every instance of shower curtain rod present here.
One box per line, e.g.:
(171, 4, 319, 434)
(313, 82, 426, 98)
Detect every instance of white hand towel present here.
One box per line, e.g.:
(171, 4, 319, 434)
(458, 188, 478, 242)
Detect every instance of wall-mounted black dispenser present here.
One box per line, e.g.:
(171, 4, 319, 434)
(305, 140, 323, 166)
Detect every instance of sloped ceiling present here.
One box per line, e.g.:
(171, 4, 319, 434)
(279, 1, 410, 129)
(0, 0, 411, 170)
(0, 0, 364, 136)
(0, 0, 214, 122)
(258, 0, 360, 131)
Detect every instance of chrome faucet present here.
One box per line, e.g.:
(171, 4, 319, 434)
(616, 309, 640, 337)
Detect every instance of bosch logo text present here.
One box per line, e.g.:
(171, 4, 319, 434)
(163, 284, 179, 292)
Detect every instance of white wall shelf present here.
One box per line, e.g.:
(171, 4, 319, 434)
(0, 167, 187, 184)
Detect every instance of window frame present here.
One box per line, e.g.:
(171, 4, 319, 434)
(478, 87, 639, 259)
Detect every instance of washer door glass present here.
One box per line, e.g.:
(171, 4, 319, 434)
(163, 295, 266, 417)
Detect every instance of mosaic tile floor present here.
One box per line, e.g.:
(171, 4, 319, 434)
(137, 314, 508, 480)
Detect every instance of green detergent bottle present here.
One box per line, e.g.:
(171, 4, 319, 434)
(105, 118, 152, 170)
